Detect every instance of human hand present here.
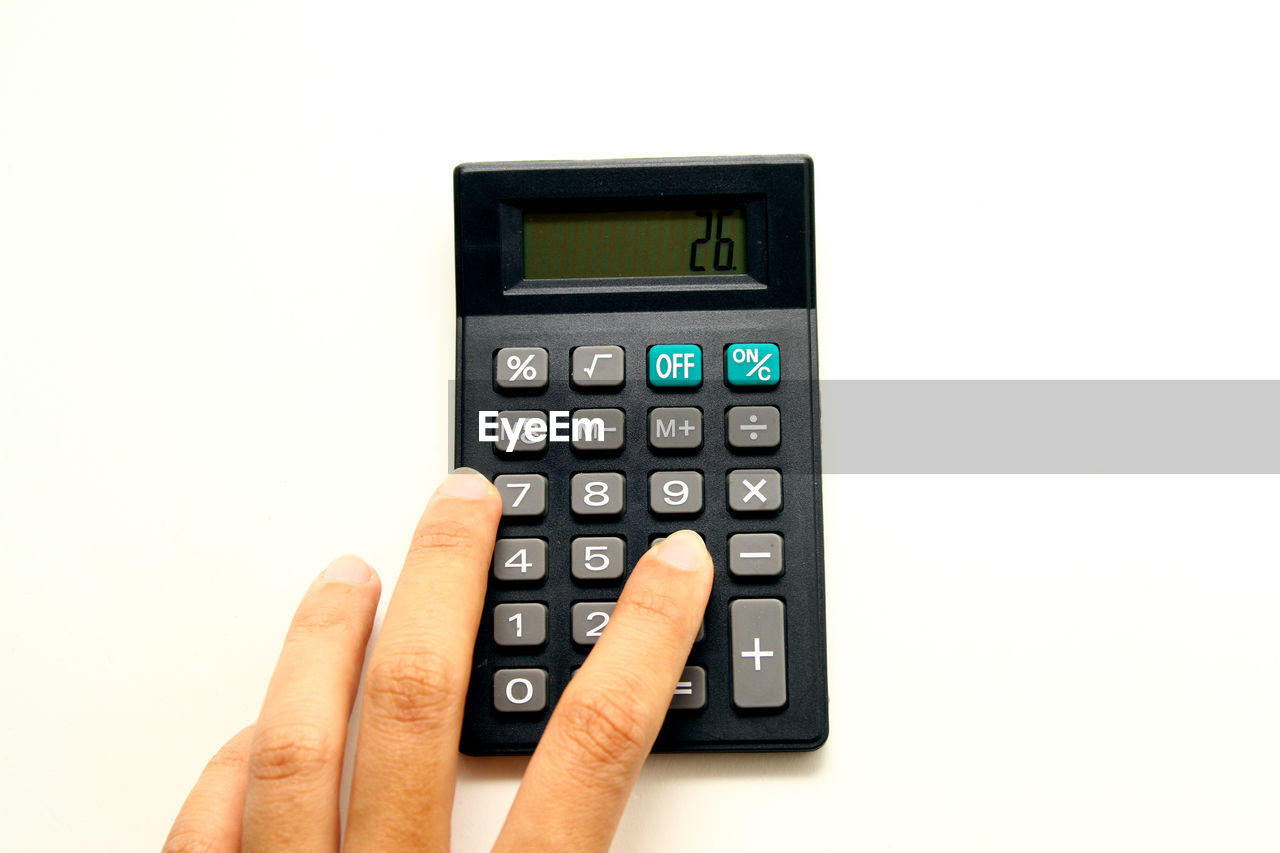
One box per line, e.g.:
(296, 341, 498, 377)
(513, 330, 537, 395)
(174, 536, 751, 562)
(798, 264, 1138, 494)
(164, 467, 714, 852)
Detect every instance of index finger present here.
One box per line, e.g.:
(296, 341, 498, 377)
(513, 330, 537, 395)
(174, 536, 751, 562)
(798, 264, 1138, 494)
(492, 530, 714, 853)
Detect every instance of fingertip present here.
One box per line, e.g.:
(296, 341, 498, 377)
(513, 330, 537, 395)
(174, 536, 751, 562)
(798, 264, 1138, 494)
(650, 529, 712, 574)
(228, 724, 256, 746)
(322, 554, 375, 585)
(436, 467, 500, 502)
(205, 724, 254, 768)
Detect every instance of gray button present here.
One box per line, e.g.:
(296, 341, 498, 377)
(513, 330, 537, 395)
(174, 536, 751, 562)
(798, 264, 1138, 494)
(649, 471, 703, 515)
(495, 347, 548, 391)
(727, 468, 782, 512)
(649, 407, 702, 450)
(492, 538, 547, 582)
(571, 601, 616, 645)
(669, 665, 707, 711)
(571, 472, 625, 516)
(572, 345, 625, 388)
(728, 533, 784, 578)
(493, 602, 547, 647)
(726, 406, 780, 450)
(493, 410, 548, 453)
(731, 598, 787, 710)
(495, 474, 547, 517)
(493, 668, 547, 713)
(570, 408, 625, 452)
(572, 536, 625, 581)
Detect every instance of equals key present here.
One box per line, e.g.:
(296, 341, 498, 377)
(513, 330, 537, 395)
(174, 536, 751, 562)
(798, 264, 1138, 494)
(668, 666, 706, 711)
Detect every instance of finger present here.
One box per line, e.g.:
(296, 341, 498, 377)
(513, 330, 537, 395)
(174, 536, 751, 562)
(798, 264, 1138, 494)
(343, 468, 502, 853)
(494, 530, 714, 853)
(163, 726, 253, 853)
(240, 555, 381, 853)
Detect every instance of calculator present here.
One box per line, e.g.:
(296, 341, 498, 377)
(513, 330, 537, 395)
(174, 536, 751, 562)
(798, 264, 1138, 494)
(452, 156, 828, 753)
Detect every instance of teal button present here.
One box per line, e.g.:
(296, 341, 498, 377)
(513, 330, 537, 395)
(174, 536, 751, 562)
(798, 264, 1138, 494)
(726, 343, 780, 386)
(648, 344, 702, 387)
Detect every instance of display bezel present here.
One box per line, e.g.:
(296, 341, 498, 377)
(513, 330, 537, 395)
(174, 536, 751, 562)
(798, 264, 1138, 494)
(454, 156, 815, 316)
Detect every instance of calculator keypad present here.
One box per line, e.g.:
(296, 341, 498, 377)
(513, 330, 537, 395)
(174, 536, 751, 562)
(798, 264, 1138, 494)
(461, 317, 825, 752)
(488, 351, 791, 704)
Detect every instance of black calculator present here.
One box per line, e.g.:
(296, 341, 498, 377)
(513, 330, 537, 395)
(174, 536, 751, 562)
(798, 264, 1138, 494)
(452, 156, 828, 753)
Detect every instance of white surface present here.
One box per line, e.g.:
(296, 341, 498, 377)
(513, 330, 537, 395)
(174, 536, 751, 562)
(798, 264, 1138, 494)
(2, 1, 1278, 851)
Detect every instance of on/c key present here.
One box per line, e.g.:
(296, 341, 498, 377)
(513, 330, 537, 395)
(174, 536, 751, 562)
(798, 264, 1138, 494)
(726, 342, 780, 387)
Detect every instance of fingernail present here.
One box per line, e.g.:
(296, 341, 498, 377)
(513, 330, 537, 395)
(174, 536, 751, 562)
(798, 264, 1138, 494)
(654, 530, 707, 572)
(323, 554, 372, 584)
(437, 467, 493, 500)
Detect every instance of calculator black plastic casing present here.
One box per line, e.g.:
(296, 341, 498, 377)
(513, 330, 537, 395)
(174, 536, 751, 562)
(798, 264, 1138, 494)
(452, 156, 827, 754)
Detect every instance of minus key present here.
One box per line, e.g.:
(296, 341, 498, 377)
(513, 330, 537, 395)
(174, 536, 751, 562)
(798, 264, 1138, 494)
(728, 533, 784, 578)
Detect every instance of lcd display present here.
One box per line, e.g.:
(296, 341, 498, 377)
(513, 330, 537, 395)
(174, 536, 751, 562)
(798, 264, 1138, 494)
(523, 208, 746, 279)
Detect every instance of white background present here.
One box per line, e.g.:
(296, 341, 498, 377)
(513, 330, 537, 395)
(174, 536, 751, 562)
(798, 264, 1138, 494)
(2, 1, 1278, 850)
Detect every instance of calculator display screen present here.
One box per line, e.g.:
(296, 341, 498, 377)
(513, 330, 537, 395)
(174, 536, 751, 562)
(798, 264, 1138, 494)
(522, 208, 747, 279)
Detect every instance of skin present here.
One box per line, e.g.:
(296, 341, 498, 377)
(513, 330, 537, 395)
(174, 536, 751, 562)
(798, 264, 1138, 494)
(164, 468, 714, 853)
